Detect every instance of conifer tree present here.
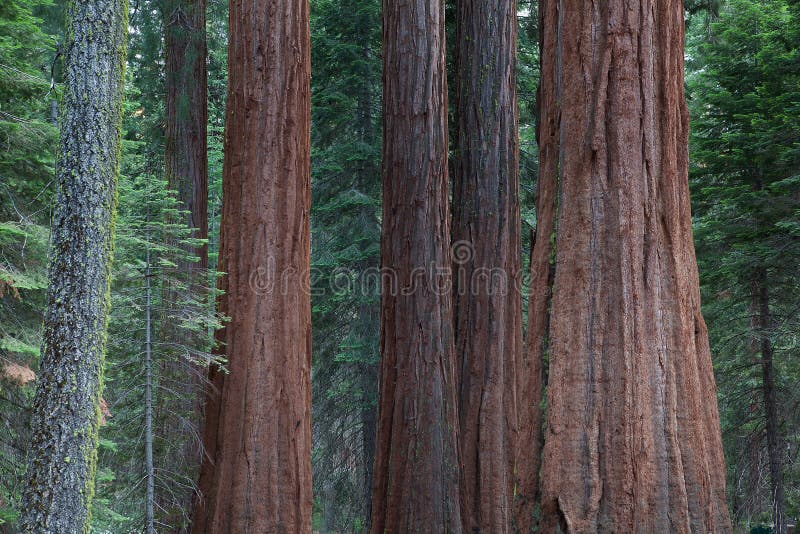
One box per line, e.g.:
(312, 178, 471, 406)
(370, 0, 462, 530)
(525, 0, 733, 529)
(97, 171, 221, 533)
(158, 0, 209, 527)
(689, 0, 800, 528)
(309, 0, 382, 528)
(19, 0, 127, 529)
(191, 0, 313, 530)
(452, 0, 522, 530)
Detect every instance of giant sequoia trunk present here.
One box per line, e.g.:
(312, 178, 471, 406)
(190, 0, 312, 530)
(164, 0, 208, 256)
(369, 0, 462, 530)
(19, 0, 127, 531)
(452, 0, 521, 530)
(524, 0, 733, 530)
(159, 0, 208, 530)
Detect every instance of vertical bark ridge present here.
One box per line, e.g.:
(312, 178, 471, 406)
(190, 0, 312, 530)
(534, 0, 732, 530)
(452, 0, 521, 531)
(514, 0, 560, 528)
(370, 0, 462, 530)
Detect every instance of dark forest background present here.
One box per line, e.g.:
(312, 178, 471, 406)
(0, 0, 797, 530)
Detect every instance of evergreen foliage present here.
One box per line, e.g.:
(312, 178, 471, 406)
(688, 0, 800, 526)
(0, 0, 59, 526)
(93, 167, 222, 531)
(309, 0, 381, 528)
(0, 0, 796, 529)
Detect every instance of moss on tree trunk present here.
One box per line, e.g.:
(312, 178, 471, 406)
(19, 0, 127, 531)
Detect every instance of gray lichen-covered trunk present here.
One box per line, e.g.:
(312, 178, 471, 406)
(19, 0, 127, 531)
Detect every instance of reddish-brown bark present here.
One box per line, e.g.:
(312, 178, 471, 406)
(190, 0, 312, 530)
(513, 5, 556, 525)
(452, 0, 521, 530)
(369, 0, 462, 530)
(528, 0, 733, 530)
(191, 253, 226, 534)
(164, 0, 208, 258)
(159, 0, 208, 529)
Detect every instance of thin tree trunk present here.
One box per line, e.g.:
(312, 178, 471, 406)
(19, 0, 127, 530)
(159, 0, 208, 529)
(532, 0, 732, 530)
(356, 298, 378, 529)
(360, 360, 377, 524)
(190, 0, 312, 530)
(355, 37, 379, 531)
(49, 99, 58, 126)
(358, 41, 375, 150)
(515, 19, 554, 528)
(145, 244, 156, 534)
(452, 0, 521, 530)
(752, 270, 786, 534)
(369, 0, 461, 529)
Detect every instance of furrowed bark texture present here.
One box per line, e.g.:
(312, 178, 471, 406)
(369, 0, 462, 530)
(19, 0, 127, 531)
(514, 3, 556, 526)
(190, 0, 312, 530)
(159, 0, 208, 529)
(191, 251, 227, 533)
(534, 0, 732, 531)
(452, 0, 521, 530)
(164, 0, 208, 245)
